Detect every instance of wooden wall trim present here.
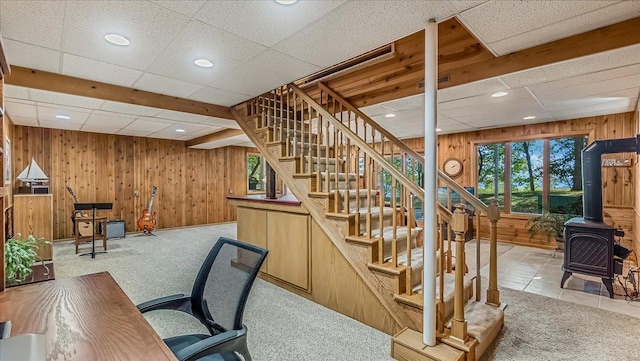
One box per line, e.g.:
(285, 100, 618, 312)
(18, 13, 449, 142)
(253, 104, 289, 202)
(187, 129, 244, 147)
(5, 66, 233, 120)
(0, 36, 10, 79)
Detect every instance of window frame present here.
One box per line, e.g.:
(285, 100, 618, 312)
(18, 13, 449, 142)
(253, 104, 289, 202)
(471, 130, 592, 216)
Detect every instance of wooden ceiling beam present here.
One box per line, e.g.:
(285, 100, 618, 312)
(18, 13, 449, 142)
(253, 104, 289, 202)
(5, 66, 233, 119)
(440, 16, 640, 89)
(186, 128, 244, 147)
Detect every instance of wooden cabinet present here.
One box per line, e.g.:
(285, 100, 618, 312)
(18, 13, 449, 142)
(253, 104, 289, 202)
(236, 206, 310, 290)
(13, 194, 53, 260)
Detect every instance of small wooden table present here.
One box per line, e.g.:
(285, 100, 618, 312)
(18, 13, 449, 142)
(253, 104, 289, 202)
(74, 216, 108, 254)
(0, 272, 177, 361)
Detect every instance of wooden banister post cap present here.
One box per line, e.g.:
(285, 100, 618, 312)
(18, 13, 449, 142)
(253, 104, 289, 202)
(488, 198, 500, 221)
(451, 203, 468, 233)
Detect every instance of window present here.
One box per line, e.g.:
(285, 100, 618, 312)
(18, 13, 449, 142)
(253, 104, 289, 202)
(476, 135, 586, 214)
(247, 154, 265, 193)
(379, 155, 424, 221)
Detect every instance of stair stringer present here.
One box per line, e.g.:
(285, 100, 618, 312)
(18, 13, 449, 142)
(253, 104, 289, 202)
(231, 107, 424, 332)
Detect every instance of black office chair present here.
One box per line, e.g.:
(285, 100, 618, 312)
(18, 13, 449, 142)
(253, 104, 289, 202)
(137, 237, 268, 361)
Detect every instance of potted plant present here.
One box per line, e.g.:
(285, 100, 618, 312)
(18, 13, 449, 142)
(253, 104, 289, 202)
(526, 211, 573, 250)
(4, 234, 50, 285)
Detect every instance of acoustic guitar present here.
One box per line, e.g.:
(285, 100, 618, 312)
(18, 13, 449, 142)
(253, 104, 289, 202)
(137, 186, 158, 232)
(65, 186, 94, 237)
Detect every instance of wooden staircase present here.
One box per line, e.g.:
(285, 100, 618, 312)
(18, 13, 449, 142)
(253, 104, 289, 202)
(231, 83, 504, 361)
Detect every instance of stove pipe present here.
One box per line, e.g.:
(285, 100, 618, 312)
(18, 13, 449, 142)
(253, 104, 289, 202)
(582, 135, 640, 222)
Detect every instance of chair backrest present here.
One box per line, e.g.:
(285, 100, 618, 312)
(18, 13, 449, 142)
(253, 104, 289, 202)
(190, 237, 268, 333)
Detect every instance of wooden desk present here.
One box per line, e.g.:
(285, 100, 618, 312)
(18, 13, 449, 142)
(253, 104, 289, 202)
(74, 216, 107, 254)
(0, 272, 177, 361)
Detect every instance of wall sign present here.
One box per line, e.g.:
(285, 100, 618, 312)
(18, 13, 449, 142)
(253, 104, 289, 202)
(601, 158, 631, 167)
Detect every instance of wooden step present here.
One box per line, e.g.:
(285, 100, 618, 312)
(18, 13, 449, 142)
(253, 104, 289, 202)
(392, 327, 465, 361)
(445, 301, 505, 360)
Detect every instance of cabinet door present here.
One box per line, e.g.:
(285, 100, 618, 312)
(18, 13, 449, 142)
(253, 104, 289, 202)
(266, 212, 309, 290)
(236, 207, 267, 272)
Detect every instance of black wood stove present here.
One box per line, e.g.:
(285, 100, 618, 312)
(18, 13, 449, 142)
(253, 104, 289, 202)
(561, 135, 639, 298)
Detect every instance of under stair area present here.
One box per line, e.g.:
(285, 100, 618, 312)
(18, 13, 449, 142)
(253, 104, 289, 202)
(231, 83, 505, 361)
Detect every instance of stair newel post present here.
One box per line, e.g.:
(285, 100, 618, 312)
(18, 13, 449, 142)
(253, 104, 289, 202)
(486, 198, 501, 306)
(450, 203, 469, 343)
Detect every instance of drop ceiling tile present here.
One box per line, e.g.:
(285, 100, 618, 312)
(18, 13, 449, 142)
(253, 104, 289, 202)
(188, 87, 252, 107)
(448, 1, 489, 13)
(438, 78, 507, 103)
(37, 105, 91, 124)
(199, 117, 241, 129)
(459, 1, 614, 45)
(116, 129, 153, 137)
(382, 93, 425, 111)
(152, 122, 211, 135)
(8, 116, 39, 127)
(3, 85, 31, 100)
(487, 1, 640, 55)
(194, 0, 346, 47)
(30, 89, 105, 110)
(84, 112, 136, 128)
(4, 101, 37, 119)
(154, 110, 209, 124)
(39, 120, 82, 131)
(501, 44, 640, 88)
(442, 94, 546, 119)
(62, 1, 189, 70)
(532, 75, 640, 104)
(151, 0, 206, 17)
(187, 127, 224, 138)
(528, 64, 640, 94)
(62, 54, 143, 87)
(133, 74, 203, 99)
(99, 101, 163, 117)
(437, 118, 476, 134)
(0, 0, 65, 49)
(541, 87, 640, 112)
(124, 118, 176, 132)
(2, 39, 60, 72)
(361, 104, 391, 118)
(211, 50, 321, 96)
(549, 98, 637, 120)
(80, 125, 121, 134)
(439, 87, 532, 112)
(147, 20, 267, 86)
(273, 1, 455, 68)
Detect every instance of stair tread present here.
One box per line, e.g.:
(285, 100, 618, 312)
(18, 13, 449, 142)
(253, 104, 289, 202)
(448, 301, 504, 345)
(320, 171, 357, 181)
(355, 206, 394, 217)
(370, 226, 422, 242)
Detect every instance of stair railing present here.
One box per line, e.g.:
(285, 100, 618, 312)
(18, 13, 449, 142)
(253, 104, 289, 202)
(315, 83, 501, 306)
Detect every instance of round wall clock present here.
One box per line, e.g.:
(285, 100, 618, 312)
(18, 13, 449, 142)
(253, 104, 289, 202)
(443, 158, 463, 178)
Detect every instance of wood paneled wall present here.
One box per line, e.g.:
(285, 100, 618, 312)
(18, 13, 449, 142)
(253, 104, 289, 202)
(404, 112, 637, 247)
(12, 126, 255, 240)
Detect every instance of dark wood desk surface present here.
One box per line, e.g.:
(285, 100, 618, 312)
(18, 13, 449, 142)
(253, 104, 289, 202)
(0, 272, 177, 361)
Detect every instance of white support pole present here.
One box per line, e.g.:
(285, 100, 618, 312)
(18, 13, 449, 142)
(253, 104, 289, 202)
(423, 18, 438, 347)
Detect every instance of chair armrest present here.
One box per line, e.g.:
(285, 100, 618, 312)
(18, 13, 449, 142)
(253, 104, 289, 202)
(136, 294, 191, 314)
(174, 330, 243, 361)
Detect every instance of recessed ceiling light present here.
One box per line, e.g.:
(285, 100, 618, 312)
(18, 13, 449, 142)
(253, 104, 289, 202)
(491, 92, 508, 98)
(523, 115, 536, 120)
(194, 58, 213, 68)
(104, 33, 130, 46)
(384, 113, 396, 118)
(56, 115, 70, 120)
(275, 0, 298, 4)
(176, 129, 186, 133)
(436, 128, 442, 132)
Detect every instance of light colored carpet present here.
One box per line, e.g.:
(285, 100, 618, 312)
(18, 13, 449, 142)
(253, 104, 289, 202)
(54, 224, 640, 361)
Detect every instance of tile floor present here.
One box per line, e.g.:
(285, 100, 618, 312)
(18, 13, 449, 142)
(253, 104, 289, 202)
(480, 244, 640, 318)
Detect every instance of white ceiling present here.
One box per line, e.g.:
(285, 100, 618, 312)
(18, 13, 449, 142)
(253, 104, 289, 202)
(0, 0, 639, 148)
